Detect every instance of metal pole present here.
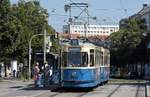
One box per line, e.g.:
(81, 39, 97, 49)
(44, 29, 46, 65)
(28, 34, 43, 80)
(43, 29, 46, 87)
(84, 23, 87, 38)
(28, 39, 32, 80)
(28, 33, 52, 80)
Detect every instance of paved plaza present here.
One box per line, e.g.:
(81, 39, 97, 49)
(0, 79, 148, 97)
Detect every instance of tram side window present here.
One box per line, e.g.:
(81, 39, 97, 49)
(104, 53, 107, 66)
(81, 52, 88, 67)
(100, 52, 103, 66)
(108, 53, 110, 65)
(104, 52, 109, 66)
(90, 49, 94, 67)
(98, 52, 101, 66)
(95, 50, 99, 66)
(107, 53, 110, 66)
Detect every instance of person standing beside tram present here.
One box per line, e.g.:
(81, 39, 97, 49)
(44, 62, 53, 85)
(33, 62, 40, 87)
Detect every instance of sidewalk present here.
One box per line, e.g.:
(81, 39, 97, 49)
(0, 79, 51, 97)
(0, 78, 34, 87)
(0, 76, 34, 81)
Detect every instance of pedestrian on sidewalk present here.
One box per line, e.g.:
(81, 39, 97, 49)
(13, 69, 16, 78)
(33, 62, 40, 87)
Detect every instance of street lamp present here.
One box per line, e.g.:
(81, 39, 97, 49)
(28, 34, 43, 80)
(43, 29, 47, 66)
(28, 33, 54, 80)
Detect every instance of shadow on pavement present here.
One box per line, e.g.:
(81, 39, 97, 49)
(20, 84, 60, 91)
(19, 83, 93, 93)
(51, 87, 93, 93)
(10, 86, 24, 88)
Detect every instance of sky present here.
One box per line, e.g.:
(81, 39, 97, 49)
(10, 0, 150, 32)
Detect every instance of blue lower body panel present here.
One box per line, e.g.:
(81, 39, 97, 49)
(61, 69, 98, 88)
(61, 67, 109, 88)
(62, 81, 97, 88)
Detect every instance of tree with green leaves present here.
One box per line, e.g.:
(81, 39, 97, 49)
(0, 0, 60, 63)
(110, 19, 145, 73)
(0, 0, 14, 62)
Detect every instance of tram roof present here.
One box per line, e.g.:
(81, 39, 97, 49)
(59, 39, 110, 49)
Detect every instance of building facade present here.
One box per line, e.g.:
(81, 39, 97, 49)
(138, 4, 150, 33)
(120, 4, 150, 33)
(63, 24, 119, 38)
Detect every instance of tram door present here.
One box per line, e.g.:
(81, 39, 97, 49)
(51, 56, 60, 84)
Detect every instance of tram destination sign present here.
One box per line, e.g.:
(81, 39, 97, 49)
(69, 47, 81, 52)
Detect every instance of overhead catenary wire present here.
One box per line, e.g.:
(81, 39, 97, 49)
(67, 0, 130, 24)
(52, 0, 123, 25)
(67, 0, 93, 23)
(119, 0, 128, 17)
(95, 7, 139, 11)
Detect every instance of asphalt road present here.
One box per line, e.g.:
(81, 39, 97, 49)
(0, 79, 147, 97)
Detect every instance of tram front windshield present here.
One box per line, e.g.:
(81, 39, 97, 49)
(62, 52, 88, 67)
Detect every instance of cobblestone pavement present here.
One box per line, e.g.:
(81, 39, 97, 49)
(0, 80, 147, 97)
(0, 80, 50, 97)
(35, 83, 146, 97)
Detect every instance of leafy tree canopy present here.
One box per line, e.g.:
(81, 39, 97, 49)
(0, 0, 59, 62)
(110, 19, 145, 65)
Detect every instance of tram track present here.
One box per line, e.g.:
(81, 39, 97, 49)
(33, 91, 61, 97)
(135, 84, 140, 97)
(42, 87, 90, 97)
(47, 92, 88, 97)
(135, 83, 146, 97)
(48, 84, 121, 97)
(34, 82, 146, 97)
(57, 88, 89, 97)
(107, 84, 121, 97)
(49, 93, 60, 97)
(76, 92, 88, 97)
(106, 83, 146, 97)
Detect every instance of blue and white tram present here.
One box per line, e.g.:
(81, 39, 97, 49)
(60, 39, 110, 88)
